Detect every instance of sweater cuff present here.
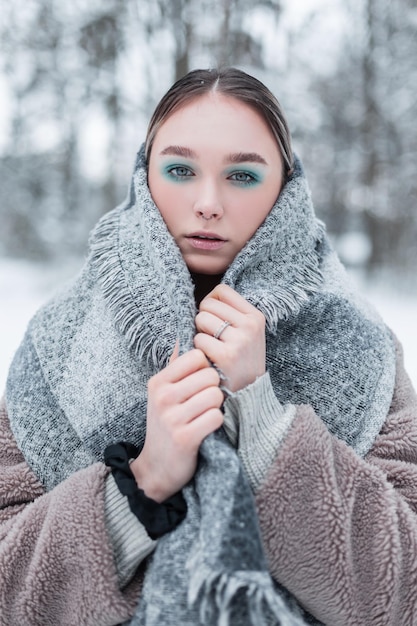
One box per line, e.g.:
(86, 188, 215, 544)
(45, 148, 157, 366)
(223, 372, 296, 491)
(104, 473, 156, 588)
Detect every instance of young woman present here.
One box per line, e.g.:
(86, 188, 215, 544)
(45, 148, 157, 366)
(1, 68, 417, 626)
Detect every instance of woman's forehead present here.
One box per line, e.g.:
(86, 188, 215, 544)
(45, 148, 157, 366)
(152, 93, 280, 158)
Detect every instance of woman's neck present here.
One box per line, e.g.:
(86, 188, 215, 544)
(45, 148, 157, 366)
(191, 272, 224, 307)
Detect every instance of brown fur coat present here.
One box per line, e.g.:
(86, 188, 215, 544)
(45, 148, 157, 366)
(1, 338, 417, 625)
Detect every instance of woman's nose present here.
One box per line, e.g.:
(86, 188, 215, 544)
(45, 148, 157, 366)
(193, 181, 224, 220)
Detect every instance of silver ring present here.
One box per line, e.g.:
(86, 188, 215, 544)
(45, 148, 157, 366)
(214, 320, 231, 340)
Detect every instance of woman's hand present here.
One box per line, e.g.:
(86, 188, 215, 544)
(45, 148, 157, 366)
(194, 284, 266, 393)
(130, 346, 223, 502)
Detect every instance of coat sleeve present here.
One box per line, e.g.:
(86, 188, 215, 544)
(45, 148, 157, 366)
(255, 340, 417, 625)
(0, 397, 143, 626)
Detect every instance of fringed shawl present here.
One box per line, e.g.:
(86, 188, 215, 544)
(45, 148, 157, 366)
(6, 147, 396, 625)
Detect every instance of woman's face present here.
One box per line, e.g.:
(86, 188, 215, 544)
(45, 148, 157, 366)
(148, 93, 283, 275)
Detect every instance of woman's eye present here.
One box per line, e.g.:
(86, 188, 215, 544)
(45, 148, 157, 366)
(167, 166, 194, 179)
(228, 171, 257, 185)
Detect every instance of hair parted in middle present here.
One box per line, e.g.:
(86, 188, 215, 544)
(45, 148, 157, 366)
(145, 67, 294, 184)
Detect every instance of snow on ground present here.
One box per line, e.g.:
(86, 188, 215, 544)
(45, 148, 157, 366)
(0, 259, 416, 392)
(0, 258, 82, 392)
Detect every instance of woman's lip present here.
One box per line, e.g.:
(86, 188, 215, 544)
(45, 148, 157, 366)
(185, 233, 227, 251)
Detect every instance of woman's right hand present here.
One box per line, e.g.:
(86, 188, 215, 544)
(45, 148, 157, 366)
(130, 346, 224, 502)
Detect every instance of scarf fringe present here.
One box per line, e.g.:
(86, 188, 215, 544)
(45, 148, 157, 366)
(242, 249, 324, 331)
(189, 567, 305, 626)
(227, 212, 326, 331)
(89, 209, 169, 367)
(260, 265, 323, 328)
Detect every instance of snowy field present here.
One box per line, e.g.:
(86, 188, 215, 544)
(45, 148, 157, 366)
(0, 258, 416, 393)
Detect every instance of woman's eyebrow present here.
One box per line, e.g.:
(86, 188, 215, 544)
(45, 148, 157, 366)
(226, 152, 268, 165)
(159, 145, 197, 158)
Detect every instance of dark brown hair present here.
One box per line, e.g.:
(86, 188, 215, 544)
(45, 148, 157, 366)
(145, 68, 294, 183)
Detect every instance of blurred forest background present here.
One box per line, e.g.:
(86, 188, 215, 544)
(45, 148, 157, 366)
(0, 0, 416, 277)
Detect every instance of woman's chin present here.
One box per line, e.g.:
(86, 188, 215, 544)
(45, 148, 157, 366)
(184, 255, 230, 276)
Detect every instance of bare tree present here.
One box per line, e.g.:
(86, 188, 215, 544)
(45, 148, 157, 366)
(2, 0, 415, 273)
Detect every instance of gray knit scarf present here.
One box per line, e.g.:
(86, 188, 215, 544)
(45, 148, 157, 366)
(6, 146, 396, 625)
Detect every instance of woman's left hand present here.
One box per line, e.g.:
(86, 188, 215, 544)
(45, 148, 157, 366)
(194, 284, 266, 393)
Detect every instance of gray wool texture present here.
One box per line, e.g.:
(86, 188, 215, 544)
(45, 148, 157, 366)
(6, 146, 396, 625)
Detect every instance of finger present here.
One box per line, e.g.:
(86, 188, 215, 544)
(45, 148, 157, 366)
(173, 366, 221, 404)
(193, 332, 225, 367)
(201, 284, 255, 314)
(158, 349, 210, 384)
(195, 311, 234, 340)
(181, 387, 224, 425)
(169, 339, 180, 364)
(198, 298, 243, 327)
(184, 408, 224, 449)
